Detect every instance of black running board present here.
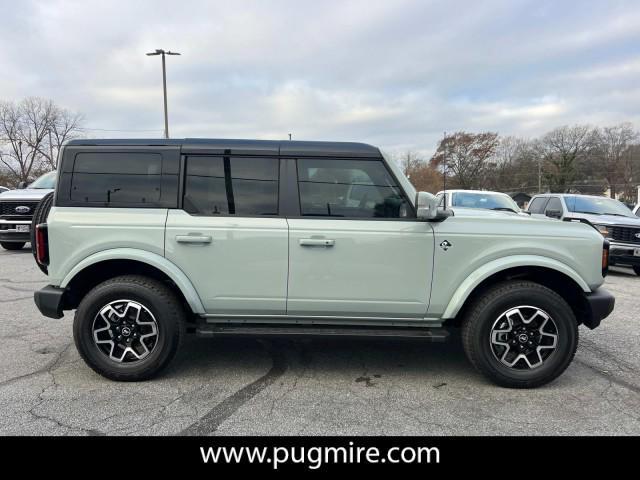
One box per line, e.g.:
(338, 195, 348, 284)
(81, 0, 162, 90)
(195, 324, 449, 341)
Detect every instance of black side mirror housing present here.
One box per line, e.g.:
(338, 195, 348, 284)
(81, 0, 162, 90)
(17, 181, 27, 189)
(545, 209, 562, 219)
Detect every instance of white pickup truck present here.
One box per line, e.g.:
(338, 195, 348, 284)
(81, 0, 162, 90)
(0, 172, 56, 250)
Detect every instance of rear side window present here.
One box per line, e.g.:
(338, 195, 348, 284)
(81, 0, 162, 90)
(70, 152, 162, 204)
(184, 156, 279, 216)
(296, 159, 409, 218)
(527, 197, 548, 214)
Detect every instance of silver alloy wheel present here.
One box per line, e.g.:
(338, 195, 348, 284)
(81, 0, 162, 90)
(489, 306, 558, 370)
(92, 299, 159, 363)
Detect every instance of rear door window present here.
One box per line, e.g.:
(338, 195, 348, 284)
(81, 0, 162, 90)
(183, 156, 279, 216)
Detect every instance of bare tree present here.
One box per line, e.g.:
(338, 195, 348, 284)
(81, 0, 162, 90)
(429, 131, 499, 189)
(0, 97, 83, 183)
(536, 125, 595, 193)
(396, 151, 423, 177)
(0, 100, 39, 183)
(488, 136, 533, 191)
(592, 123, 638, 197)
(619, 143, 640, 202)
(40, 107, 84, 169)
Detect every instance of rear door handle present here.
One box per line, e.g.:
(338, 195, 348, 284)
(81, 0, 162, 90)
(299, 238, 335, 247)
(176, 235, 212, 244)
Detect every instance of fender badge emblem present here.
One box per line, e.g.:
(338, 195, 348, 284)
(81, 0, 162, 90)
(439, 240, 452, 251)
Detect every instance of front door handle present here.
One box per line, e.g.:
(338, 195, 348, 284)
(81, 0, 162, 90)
(299, 238, 335, 247)
(176, 235, 212, 244)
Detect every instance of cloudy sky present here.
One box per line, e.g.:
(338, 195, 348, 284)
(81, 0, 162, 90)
(1, 0, 638, 155)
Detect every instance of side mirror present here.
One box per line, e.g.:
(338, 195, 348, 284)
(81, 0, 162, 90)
(545, 209, 562, 219)
(17, 181, 27, 189)
(416, 191, 452, 221)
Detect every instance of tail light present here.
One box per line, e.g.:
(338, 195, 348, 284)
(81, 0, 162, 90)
(602, 239, 609, 277)
(35, 224, 49, 266)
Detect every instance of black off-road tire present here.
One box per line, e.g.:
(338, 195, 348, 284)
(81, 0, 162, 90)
(461, 280, 578, 388)
(73, 275, 186, 381)
(632, 266, 640, 276)
(30, 191, 54, 274)
(1, 242, 26, 250)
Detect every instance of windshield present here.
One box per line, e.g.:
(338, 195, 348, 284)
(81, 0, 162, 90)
(28, 172, 57, 189)
(451, 192, 520, 212)
(564, 195, 633, 217)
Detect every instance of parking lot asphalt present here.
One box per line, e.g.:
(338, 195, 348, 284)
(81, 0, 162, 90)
(0, 247, 638, 436)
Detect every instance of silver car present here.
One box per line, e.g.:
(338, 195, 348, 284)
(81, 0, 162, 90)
(435, 189, 526, 215)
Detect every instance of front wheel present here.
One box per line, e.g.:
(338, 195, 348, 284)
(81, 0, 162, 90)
(1, 242, 25, 250)
(632, 266, 640, 276)
(462, 281, 578, 388)
(73, 275, 185, 381)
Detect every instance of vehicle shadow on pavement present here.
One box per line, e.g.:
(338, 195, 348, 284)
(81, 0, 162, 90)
(0, 248, 33, 255)
(166, 333, 472, 382)
(607, 267, 636, 277)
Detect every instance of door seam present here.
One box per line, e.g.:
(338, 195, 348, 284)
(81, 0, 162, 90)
(285, 217, 290, 315)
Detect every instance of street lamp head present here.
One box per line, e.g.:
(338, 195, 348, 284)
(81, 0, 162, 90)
(146, 49, 180, 56)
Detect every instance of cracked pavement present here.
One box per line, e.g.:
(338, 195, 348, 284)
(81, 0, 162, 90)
(0, 247, 639, 435)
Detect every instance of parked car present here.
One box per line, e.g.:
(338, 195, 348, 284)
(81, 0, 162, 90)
(0, 171, 56, 250)
(435, 189, 526, 215)
(32, 138, 613, 388)
(0, 186, 9, 194)
(528, 193, 640, 275)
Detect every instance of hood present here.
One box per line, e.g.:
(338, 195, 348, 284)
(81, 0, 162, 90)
(565, 211, 640, 228)
(450, 207, 544, 220)
(0, 188, 54, 201)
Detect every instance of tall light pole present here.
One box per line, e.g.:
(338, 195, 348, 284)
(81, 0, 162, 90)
(146, 49, 180, 139)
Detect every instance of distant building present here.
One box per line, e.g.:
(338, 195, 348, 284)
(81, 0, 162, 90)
(508, 192, 532, 209)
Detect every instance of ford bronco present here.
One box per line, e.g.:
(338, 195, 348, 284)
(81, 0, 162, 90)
(32, 139, 614, 388)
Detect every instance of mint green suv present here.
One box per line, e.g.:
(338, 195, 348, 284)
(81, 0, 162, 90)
(32, 139, 614, 387)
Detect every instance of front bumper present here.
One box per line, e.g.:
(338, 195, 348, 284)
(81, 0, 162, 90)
(583, 288, 615, 329)
(609, 241, 640, 266)
(34, 285, 66, 319)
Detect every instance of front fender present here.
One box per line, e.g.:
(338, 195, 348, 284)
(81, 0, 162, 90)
(440, 255, 591, 319)
(60, 248, 205, 314)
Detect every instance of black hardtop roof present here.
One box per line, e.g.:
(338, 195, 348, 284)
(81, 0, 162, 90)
(65, 138, 381, 157)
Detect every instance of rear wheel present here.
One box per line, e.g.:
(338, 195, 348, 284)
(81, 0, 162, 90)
(31, 192, 54, 274)
(73, 275, 185, 381)
(462, 280, 578, 388)
(632, 266, 640, 276)
(1, 242, 25, 250)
